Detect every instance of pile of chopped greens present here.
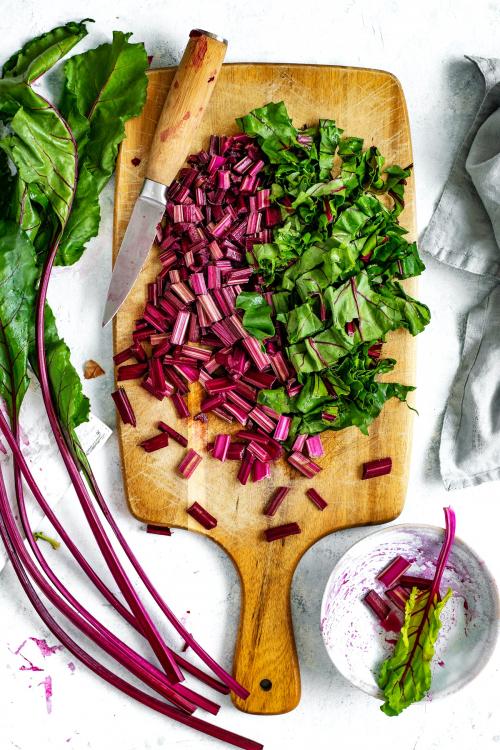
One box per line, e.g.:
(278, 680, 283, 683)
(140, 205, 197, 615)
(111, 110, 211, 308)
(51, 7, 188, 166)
(236, 102, 430, 438)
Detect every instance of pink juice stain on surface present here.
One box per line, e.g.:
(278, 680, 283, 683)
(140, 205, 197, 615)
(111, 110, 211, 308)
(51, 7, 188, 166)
(38, 675, 53, 714)
(30, 637, 62, 658)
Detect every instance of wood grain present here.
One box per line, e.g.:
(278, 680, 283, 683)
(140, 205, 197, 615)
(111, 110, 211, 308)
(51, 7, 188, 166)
(113, 64, 416, 715)
(146, 32, 227, 185)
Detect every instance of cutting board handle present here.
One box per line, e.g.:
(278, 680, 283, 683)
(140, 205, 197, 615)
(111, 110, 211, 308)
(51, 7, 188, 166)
(146, 30, 227, 186)
(232, 560, 301, 714)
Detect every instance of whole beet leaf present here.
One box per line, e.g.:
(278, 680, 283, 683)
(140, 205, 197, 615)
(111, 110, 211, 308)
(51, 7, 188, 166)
(0, 21, 148, 449)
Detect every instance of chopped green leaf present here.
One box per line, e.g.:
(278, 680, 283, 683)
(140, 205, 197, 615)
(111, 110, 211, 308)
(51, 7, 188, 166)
(236, 291, 275, 340)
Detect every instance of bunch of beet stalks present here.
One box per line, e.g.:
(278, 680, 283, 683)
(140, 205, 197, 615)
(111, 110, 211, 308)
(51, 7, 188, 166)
(114, 132, 326, 491)
(0, 149, 268, 749)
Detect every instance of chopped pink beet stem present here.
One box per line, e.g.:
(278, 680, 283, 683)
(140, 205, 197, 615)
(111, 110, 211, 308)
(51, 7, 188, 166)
(399, 575, 433, 590)
(291, 434, 306, 452)
(246, 441, 271, 463)
(237, 454, 254, 485)
(362, 457, 392, 479)
(213, 434, 231, 462)
(385, 585, 411, 611)
(264, 487, 289, 516)
(111, 388, 136, 427)
(287, 452, 321, 478)
(241, 337, 271, 372)
(226, 443, 246, 460)
(146, 525, 172, 536)
(377, 555, 412, 588)
(273, 415, 291, 442)
(264, 522, 301, 542)
(305, 435, 324, 458)
(248, 407, 274, 433)
(117, 363, 148, 381)
(172, 393, 190, 419)
(158, 421, 188, 447)
(187, 502, 217, 530)
(178, 450, 202, 479)
(171, 310, 191, 345)
(252, 459, 271, 482)
(140, 432, 170, 453)
(305, 488, 328, 510)
(364, 589, 389, 621)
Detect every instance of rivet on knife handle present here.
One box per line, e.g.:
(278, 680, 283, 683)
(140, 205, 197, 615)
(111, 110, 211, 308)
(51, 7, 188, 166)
(146, 29, 228, 186)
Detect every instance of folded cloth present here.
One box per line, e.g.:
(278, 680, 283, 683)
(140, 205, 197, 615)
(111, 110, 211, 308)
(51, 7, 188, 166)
(421, 56, 500, 490)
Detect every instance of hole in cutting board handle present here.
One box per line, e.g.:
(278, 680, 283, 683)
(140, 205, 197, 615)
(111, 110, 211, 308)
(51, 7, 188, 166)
(259, 678, 272, 692)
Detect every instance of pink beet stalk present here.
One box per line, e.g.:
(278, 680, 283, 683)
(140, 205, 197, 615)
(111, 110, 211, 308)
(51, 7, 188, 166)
(364, 589, 389, 620)
(291, 434, 306, 452)
(248, 407, 275, 433)
(264, 522, 301, 542)
(287, 452, 321, 478)
(399, 575, 433, 590)
(237, 454, 254, 485)
(385, 585, 411, 611)
(227, 443, 246, 460)
(252, 460, 271, 482)
(264, 487, 289, 517)
(213, 434, 231, 462)
(117, 363, 148, 381)
(305, 488, 328, 510)
(273, 415, 291, 442)
(158, 421, 188, 448)
(246, 441, 271, 463)
(362, 457, 392, 479)
(306, 435, 324, 458)
(178, 450, 202, 479)
(377, 556, 412, 588)
(223, 403, 249, 426)
(187, 502, 217, 530)
(140, 433, 170, 453)
(171, 310, 191, 346)
(111, 388, 136, 427)
(189, 273, 207, 296)
(171, 393, 190, 419)
(146, 525, 172, 536)
(241, 337, 271, 372)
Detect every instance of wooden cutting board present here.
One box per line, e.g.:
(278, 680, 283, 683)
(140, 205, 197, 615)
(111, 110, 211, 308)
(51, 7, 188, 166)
(113, 64, 416, 716)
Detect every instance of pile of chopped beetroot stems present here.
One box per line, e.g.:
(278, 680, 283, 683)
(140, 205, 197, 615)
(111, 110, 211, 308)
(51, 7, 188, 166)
(114, 133, 325, 485)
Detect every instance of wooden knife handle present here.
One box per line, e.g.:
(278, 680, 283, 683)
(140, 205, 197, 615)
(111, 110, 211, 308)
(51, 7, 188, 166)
(146, 30, 227, 186)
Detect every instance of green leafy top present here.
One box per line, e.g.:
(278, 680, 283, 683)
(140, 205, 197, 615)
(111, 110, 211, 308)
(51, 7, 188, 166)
(1, 20, 91, 83)
(236, 101, 429, 437)
(0, 22, 148, 454)
(56, 31, 148, 265)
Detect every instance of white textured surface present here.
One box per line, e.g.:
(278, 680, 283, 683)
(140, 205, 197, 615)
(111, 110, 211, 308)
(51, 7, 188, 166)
(1, 2, 499, 749)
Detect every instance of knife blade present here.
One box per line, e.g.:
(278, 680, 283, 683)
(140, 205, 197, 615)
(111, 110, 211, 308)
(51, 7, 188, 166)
(102, 29, 228, 327)
(102, 179, 166, 327)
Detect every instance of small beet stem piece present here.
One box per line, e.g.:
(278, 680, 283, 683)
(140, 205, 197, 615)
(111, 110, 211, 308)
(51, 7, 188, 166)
(187, 502, 217, 530)
(264, 522, 300, 542)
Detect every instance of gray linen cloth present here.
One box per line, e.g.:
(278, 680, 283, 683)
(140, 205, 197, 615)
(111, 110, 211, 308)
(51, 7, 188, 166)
(421, 56, 500, 489)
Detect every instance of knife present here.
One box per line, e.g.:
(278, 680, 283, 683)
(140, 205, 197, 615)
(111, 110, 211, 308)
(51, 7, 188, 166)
(102, 29, 228, 327)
